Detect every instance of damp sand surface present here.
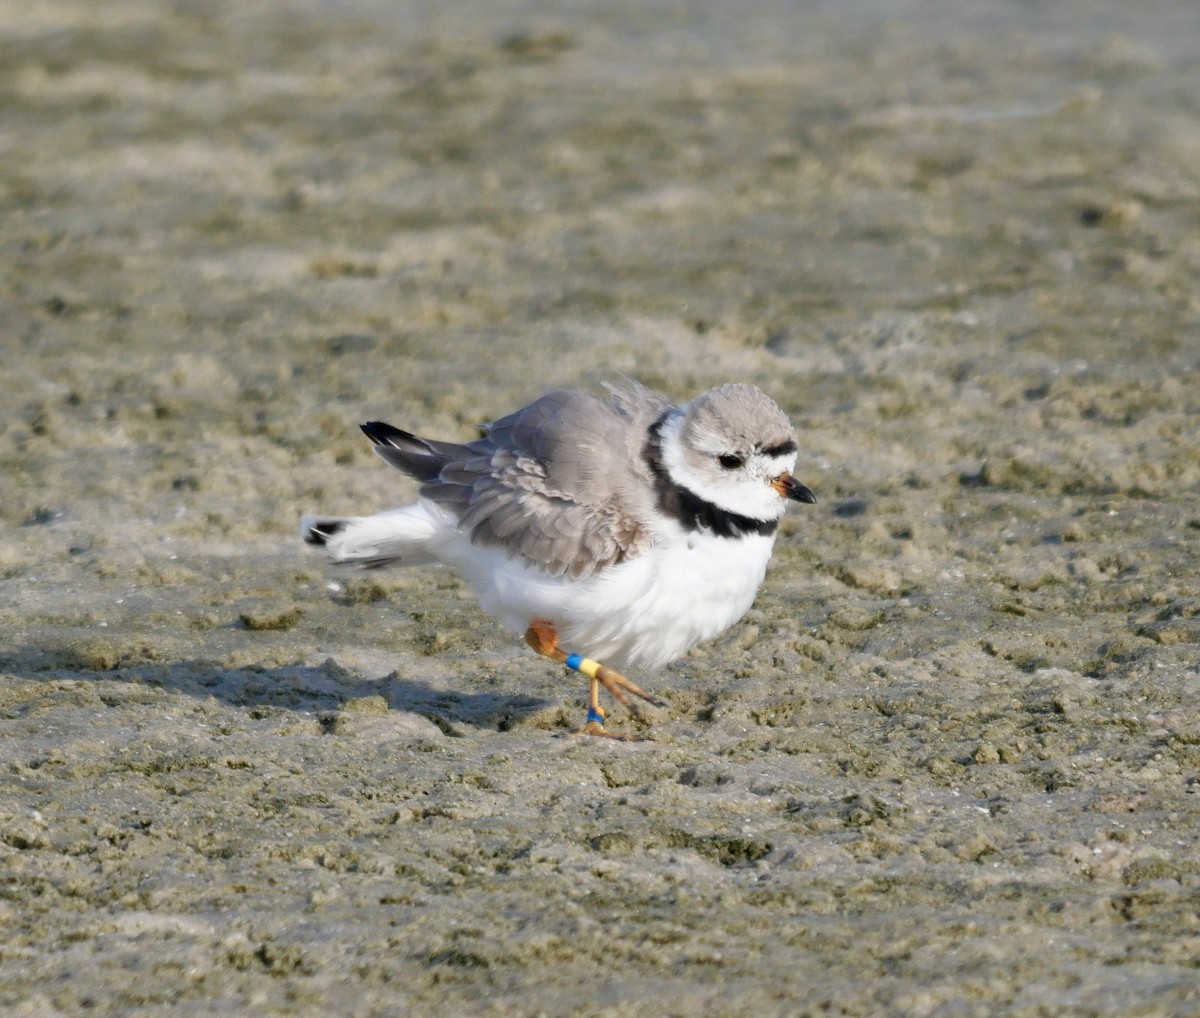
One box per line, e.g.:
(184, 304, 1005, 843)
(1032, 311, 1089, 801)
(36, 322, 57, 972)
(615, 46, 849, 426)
(2, 1, 1200, 1014)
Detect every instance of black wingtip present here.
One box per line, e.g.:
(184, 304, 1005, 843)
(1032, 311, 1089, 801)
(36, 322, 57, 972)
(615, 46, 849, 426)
(361, 421, 415, 445)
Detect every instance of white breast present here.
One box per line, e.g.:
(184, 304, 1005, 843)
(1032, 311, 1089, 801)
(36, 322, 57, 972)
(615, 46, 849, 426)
(452, 526, 777, 673)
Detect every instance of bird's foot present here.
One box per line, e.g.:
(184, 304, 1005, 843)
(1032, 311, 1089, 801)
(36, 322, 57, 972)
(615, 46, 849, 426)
(524, 620, 661, 738)
(571, 704, 639, 741)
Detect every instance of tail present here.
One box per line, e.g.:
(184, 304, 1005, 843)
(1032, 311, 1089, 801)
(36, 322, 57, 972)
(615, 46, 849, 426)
(300, 505, 442, 568)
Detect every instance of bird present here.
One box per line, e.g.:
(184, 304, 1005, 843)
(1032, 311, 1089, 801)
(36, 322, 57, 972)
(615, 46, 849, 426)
(301, 379, 816, 739)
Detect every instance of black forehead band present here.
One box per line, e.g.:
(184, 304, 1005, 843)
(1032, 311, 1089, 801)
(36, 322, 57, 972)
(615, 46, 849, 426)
(760, 439, 797, 458)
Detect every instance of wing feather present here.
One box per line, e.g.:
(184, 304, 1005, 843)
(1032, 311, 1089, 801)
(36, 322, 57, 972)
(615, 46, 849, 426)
(365, 387, 672, 578)
(451, 390, 661, 577)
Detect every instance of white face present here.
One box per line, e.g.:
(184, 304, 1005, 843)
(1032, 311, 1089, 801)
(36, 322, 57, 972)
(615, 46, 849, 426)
(657, 412, 798, 521)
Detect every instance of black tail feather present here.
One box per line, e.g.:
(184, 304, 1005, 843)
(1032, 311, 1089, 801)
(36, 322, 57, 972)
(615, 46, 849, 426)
(302, 518, 347, 546)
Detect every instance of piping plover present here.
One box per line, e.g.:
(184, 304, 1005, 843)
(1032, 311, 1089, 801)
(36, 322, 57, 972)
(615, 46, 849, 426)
(302, 380, 815, 739)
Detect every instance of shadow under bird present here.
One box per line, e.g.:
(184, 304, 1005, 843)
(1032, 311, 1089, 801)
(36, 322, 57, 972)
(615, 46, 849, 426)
(302, 379, 816, 739)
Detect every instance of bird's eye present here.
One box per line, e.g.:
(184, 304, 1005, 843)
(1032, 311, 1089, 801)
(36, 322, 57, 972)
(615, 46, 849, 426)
(718, 453, 744, 470)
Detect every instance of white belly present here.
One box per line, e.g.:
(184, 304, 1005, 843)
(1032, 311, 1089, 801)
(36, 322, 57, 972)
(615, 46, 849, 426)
(446, 528, 777, 673)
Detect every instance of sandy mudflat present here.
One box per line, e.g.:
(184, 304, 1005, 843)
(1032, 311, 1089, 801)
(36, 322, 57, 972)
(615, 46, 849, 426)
(2, 0, 1199, 1014)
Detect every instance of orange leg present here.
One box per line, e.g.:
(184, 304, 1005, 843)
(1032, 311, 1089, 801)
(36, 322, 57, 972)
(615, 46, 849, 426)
(524, 619, 664, 740)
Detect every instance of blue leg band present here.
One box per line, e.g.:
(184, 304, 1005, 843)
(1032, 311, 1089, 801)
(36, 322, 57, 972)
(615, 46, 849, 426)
(586, 706, 606, 726)
(565, 653, 583, 671)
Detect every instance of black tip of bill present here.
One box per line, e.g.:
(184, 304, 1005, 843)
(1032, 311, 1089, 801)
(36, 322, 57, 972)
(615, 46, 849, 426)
(780, 474, 817, 504)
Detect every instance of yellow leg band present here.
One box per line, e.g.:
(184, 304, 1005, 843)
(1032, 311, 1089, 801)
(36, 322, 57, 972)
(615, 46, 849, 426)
(565, 653, 601, 679)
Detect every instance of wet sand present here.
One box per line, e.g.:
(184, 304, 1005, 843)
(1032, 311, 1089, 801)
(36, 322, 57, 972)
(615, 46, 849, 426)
(2, 1, 1199, 1014)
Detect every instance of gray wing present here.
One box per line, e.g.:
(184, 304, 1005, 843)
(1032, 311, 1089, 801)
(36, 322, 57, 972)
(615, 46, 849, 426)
(418, 389, 668, 578)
